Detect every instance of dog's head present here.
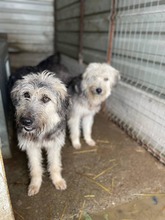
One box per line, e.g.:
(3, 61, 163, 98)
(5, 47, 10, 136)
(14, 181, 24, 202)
(11, 71, 69, 136)
(82, 63, 120, 106)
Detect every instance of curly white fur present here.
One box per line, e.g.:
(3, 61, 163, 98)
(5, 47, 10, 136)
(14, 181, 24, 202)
(68, 63, 120, 149)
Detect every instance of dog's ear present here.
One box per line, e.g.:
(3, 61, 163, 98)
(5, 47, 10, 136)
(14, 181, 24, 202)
(50, 76, 69, 114)
(111, 68, 120, 87)
(56, 89, 70, 118)
(10, 80, 22, 106)
(83, 63, 100, 79)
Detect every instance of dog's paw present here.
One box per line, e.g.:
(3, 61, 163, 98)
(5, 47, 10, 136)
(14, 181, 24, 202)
(86, 139, 96, 147)
(54, 178, 67, 190)
(72, 141, 81, 149)
(28, 184, 40, 196)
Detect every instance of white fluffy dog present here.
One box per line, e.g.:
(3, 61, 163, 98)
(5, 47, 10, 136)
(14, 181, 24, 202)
(67, 63, 120, 149)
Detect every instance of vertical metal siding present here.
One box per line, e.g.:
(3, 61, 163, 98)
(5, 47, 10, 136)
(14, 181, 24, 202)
(56, 0, 111, 62)
(56, 0, 80, 59)
(0, 0, 54, 67)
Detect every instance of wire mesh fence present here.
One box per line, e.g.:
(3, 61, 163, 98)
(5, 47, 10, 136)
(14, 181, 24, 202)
(108, 0, 165, 163)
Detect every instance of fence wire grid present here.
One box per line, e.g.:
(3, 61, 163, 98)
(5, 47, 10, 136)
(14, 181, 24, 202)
(107, 0, 165, 163)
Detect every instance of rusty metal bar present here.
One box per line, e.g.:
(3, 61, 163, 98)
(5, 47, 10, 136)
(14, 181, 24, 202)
(79, 0, 85, 64)
(107, 0, 116, 64)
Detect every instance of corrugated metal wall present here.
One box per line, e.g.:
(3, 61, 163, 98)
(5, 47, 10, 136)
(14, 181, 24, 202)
(56, 0, 111, 63)
(0, 0, 54, 68)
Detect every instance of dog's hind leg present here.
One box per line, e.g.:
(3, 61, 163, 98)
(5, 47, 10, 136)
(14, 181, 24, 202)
(82, 114, 96, 147)
(47, 138, 67, 190)
(26, 147, 43, 196)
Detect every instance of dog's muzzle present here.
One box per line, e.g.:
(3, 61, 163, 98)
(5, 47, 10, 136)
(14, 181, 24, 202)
(20, 117, 34, 131)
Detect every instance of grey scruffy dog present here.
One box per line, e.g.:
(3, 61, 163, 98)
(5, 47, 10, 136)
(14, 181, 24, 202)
(9, 54, 69, 196)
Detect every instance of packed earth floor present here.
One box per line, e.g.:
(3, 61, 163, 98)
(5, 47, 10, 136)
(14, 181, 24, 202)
(4, 113, 165, 220)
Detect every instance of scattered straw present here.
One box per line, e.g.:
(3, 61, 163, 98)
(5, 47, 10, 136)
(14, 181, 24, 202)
(93, 164, 118, 180)
(134, 193, 165, 197)
(14, 210, 24, 220)
(76, 172, 111, 195)
(86, 176, 111, 195)
(109, 159, 116, 162)
(85, 173, 95, 177)
(97, 139, 110, 144)
(78, 200, 86, 220)
(84, 195, 95, 198)
(60, 203, 67, 220)
(111, 177, 116, 189)
(73, 148, 97, 154)
(121, 217, 135, 220)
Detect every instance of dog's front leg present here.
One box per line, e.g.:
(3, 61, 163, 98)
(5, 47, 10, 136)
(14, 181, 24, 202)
(26, 147, 43, 196)
(68, 115, 81, 149)
(82, 114, 96, 146)
(47, 143, 67, 190)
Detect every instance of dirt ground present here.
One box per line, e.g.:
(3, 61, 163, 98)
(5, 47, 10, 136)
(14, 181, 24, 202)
(4, 113, 165, 220)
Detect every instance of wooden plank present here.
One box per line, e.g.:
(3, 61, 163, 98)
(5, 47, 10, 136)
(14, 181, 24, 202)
(57, 2, 80, 20)
(56, 0, 78, 9)
(57, 32, 79, 45)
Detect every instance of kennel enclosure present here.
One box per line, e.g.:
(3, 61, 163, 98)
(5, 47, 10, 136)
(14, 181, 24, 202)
(55, 0, 165, 163)
(0, 0, 165, 219)
(0, 0, 165, 164)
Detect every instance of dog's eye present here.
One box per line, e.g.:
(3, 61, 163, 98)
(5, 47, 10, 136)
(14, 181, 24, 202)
(104, 78, 109, 81)
(41, 95, 50, 103)
(24, 92, 30, 99)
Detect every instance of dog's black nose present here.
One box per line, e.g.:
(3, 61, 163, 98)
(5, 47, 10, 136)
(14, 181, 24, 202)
(20, 117, 33, 126)
(96, 88, 102, 94)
